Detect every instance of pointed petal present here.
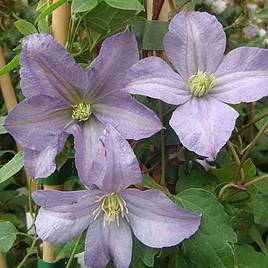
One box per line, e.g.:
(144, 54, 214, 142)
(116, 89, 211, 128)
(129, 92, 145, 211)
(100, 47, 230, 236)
(93, 91, 162, 140)
(20, 34, 87, 103)
(88, 125, 142, 192)
(163, 11, 226, 80)
(67, 117, 104, 185)
(85, 31, 138, 101)
(4, 95, 72, 150)
(125, 56, 190, 105)
(169, 97, 239, 159)
(85, 215, 132, 268)
(122, 189, 201, 248)
(32, 189, 88, 207)
(23, 133, 68, 179)
(32, 189, 100, 244)
(211, 47, 268, 104)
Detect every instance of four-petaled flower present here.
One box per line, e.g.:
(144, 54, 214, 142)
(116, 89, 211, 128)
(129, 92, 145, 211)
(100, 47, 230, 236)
(125, 11, 268, 159)
(4, 31, 162, 180)
(32, 126, 201, 268)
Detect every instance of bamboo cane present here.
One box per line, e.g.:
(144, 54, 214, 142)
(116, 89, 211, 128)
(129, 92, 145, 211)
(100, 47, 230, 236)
(0, 253, 8, 268)
(51, 0, 71, 46)
(0, 47, 18, 111)
(42, 0, 71, 263)
(0, 47, 26, 156)
(0, 47, 26, 268)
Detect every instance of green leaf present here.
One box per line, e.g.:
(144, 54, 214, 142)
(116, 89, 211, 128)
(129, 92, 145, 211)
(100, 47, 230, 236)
(234, 245, 268, 267)
(226, 206, 254, 244)
(247, 194, 268, 227)
(54, 233, 85, 261)
(86, 2, 137, 36)
(131, 20, 168, 50)
(37, 18, 50, 33)
(211, 159, 256, 182)
(254, 173, 268, 195)
(176, 169, 218, 193)
(36, 0, 67, 22)
(130, 239, 158, 268)
(36, 0, 48, 12)
(0, 152, 24, 184)
(249, 226, 268, 255)
(162, 247, 198, 268)
(173, 188, 237, 268)
(0, 55, 20, 76)
(141, 175, 171, 196)
(0, 150, 15, 158)
(0, 116, 7, 134)
(15, 19, 38, 35)
(0, 221, 17, 253)
(104, 0, 144, 11)
(72, 0, 98, 13)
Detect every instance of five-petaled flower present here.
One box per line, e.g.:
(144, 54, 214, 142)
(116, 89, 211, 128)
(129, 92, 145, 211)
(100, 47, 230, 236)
(4, 31, 162, 180)
(32, 126, 201, 268)
(125, 11, 268, 159)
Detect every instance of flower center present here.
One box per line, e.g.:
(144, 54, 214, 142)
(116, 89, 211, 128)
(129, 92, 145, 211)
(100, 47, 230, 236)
(188, 71, 216, 97)
(72, 102, 92, 122)
(93, 193, 129, 226)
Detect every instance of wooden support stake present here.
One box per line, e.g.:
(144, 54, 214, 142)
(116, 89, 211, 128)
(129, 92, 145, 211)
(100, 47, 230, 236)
(0, 47, 18, 112)
(51, 0, 71, 46)
(42, 0, 71, 263)
(0, 253, 8, 268)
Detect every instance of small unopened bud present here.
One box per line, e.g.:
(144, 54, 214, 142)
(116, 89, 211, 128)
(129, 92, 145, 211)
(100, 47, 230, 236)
(263, 39, 268, 45)
(258, 28, 266, 37)
(211, 0, 227, 14)
(247, 3, 258, 13)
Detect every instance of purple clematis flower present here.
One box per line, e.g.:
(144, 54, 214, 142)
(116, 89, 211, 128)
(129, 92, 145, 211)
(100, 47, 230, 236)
(32, 125, 201, 268)
(4, 31, 162, 180)
(125, 11, 268, 159)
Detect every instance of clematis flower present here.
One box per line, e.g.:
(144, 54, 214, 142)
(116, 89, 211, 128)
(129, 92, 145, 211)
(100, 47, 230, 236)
(3, 31, 162, 179)
(125, 11, 268, 159)
(32, 126, 201, 268)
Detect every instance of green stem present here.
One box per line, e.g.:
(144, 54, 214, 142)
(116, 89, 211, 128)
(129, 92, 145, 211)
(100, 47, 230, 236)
(65, 233, 83, 268)
(235, 120, 268, 181)
(27, 177, 34, 219)
(227, 141, 245, 181)
(17, 232, 35, 240)
(157, 100, 166, 186)
(244, 174, 268, 187)
(218, 183, 246, 201)
(16, 236, 38, 268)
(223, 24, 235, 31)
(239, 111, 268, 135)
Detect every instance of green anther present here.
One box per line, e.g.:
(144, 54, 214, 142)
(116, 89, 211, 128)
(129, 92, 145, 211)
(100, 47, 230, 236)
(72, 102, 92, 122)
(93, 193, 129, 226)
(188, 71, 216, 97)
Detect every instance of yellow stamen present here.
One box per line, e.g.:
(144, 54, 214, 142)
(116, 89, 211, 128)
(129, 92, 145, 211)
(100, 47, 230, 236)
(72, 102, 92, 122)
(188, 71, 216, 97)
(93, 193, 129, 226)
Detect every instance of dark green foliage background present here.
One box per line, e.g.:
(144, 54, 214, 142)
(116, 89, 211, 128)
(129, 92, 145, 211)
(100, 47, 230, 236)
(2, 0, 268, 267)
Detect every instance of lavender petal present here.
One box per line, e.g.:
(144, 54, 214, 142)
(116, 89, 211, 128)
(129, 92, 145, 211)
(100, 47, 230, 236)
(169, 96, 239, 159)
(87, 125, 142, 192)
(163, 11, 226, 80)
(125, 56, 190, 105)
(4, 95, 72, 151)
(20, 34, 88, 104)
(122, 188, 201, 248)
(211, 47, 268, 104)
(93, 91, 162, 140)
